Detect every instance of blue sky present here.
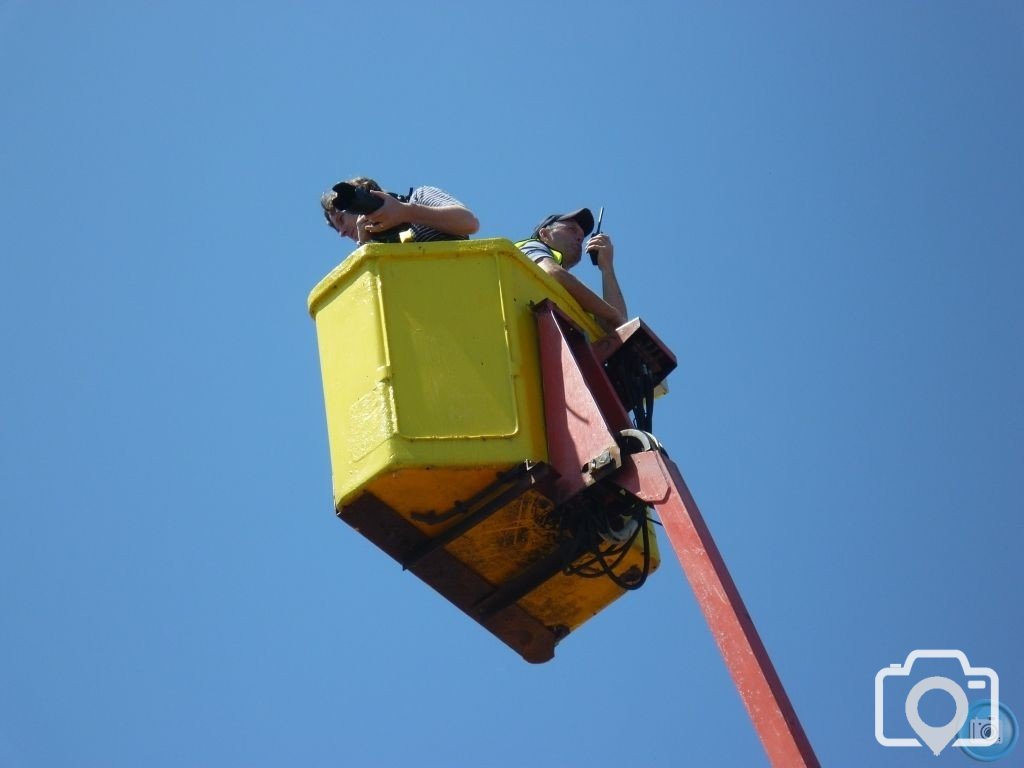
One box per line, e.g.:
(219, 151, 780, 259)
(2, 2, 1022, 766)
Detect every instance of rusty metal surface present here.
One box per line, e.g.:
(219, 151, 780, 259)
(591, 317, 678, 383)
(340, 492, 559, 663)
(533, 300, 631, 504)
(401, 463, 551, 571)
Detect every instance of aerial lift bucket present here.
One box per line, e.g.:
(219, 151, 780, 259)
(308, 239, 661, 664)
(308, 238, 818, 767)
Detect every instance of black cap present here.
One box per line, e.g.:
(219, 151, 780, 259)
(533, 207, 595, 238)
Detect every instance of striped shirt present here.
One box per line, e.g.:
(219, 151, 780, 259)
(515, 238, 563, 265)
(407, 186, 469, 243)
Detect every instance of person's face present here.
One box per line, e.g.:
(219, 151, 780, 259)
(328, 209, 359, 241)
(540, 219, 585, 266)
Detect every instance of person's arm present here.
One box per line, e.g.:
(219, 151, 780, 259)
(587, 233, 628, 320)
(404, 201, 479, 236)
(535, 257, 627, 331)
(361, 188, 479, 238)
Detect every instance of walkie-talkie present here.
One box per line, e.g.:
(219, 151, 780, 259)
(587, 206, 605, 265)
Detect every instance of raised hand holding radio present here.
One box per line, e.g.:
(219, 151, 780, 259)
(586, 206, 605, 265)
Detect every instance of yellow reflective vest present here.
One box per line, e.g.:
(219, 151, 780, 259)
(514, 238, 563, 266)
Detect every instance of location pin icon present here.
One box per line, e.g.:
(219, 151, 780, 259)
(905, 676, 969, 756)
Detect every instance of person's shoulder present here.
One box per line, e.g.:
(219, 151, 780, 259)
(411, 185, 443, 197)
(411, 185, 460, 206)
(515, 238, 555, 263)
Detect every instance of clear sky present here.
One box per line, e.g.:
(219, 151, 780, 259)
(2, 2, 1022, 766)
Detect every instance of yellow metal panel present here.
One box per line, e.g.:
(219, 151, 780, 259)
(379, 254, 518, 439)
(314, 269, 396, 501)
(308, 239, 605, 508)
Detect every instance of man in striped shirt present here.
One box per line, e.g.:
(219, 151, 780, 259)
(321, 177, 478, 244)
(516, 208, 628, 332)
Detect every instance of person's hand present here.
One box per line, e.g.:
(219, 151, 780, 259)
(355, 214, 372, 244)
(587, 233, 614, 270)
(361, 190, 410, 234)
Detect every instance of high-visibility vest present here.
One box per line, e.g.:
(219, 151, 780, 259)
(514, 238, 563, 266)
